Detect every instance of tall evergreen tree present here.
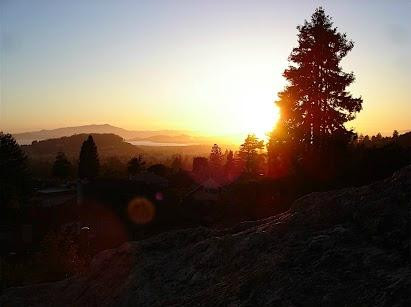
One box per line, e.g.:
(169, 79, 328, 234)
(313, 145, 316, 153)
(224, 150, 235, 179)
(209, 144, 223, 168)
(52, 152, 72, 179)
(78, 135, 100, 179)
(239, 134, 264, 174)
(272, 7, 362, 151)
(0, 133, 31, 209)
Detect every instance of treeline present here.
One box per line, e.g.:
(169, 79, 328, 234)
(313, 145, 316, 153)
(2, 126, 410, 213)
(21, 133, 209, 179)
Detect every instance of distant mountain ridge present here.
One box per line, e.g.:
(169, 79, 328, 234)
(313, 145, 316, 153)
(21, 133, 141, 159)
(11, 124, 242, 146)
(11, 124, 192, 144)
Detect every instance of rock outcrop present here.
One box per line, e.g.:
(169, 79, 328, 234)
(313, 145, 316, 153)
(2, 167, 410, 306)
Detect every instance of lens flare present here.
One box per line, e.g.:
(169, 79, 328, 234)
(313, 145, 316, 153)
(127, 197, 155, 225)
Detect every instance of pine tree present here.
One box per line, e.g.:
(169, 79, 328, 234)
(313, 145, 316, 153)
(0, 133, 31, 209)
(224, 150, 235, 179)
(239, 134, 264, 174)
(209, 144, 223, 169)
(52, 152, 72, 179)
(392, 130, 399, 139)
(273, 7, 362, 151)
(78, 135, 100, 179)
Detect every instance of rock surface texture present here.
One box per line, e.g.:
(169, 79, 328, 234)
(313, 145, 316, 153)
(2, 167, 410, 306)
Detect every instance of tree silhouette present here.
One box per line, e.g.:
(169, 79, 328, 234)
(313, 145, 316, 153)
(272, 7, 362, 152)
(209, 144, 223, 176)
(52, 152, 72, 179)
(224, 150, 235, 179)
(239, 134, 264, 174)
(0, 133, 31, 209)
(78, 135, 100, 179)
(127, 155, 145, 176)
(393, 130, 399, 139)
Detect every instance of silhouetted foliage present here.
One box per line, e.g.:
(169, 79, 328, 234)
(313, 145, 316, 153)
(127, 155, 146, 176)
(52, 152, 72, 179)
(209, 144, 223, 168)
(269, 7, 363, 178)
(277, 7, 362, 148)
(393, 130, 399, 139)
(78, 135, 100, 179)
(239, 134, 264, 174)
(224, 150, 235, 179)
(209, 144, 223, 178)
(0, 133, 31, 210)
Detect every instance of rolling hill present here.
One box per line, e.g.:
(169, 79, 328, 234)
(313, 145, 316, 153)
(11, 124, 191, 145)
(22, 133, 141, 159)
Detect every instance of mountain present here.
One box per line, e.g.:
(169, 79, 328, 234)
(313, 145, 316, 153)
(22, 133, 141, 159)
(2, 166, 409, 306)
(12, 124, 243, 148)
(11, 124, 191, 145)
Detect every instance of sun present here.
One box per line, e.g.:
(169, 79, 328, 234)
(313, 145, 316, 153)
(255, 104, 280, 139)
(242, 104, 280, 140)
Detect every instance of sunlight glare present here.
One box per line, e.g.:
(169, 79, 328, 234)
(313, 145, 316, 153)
(237, 99, 280, 140)
(253, 104, 280, 139)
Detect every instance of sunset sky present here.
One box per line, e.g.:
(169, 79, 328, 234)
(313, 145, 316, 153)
(1, 0, 410, 138)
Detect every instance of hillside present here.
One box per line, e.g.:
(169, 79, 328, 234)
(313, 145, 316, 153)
(2, 166, 409, 306)
(22, 133, 140, 159)
(20, 133, 215, 161)
(11, 124, 243, 147)
(12, 124, 190, 144)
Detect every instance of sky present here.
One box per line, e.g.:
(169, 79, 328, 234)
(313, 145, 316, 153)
(1, 0, 410, 138)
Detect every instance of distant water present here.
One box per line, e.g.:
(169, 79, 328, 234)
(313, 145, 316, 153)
(16, 139, 35, 145)
(128, 140, 197, 147)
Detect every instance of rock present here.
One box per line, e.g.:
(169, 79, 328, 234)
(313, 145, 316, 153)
(1, 166, 411, 306)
